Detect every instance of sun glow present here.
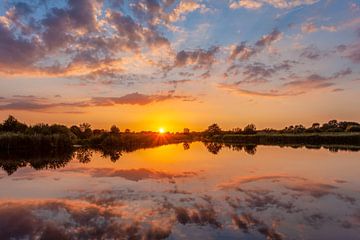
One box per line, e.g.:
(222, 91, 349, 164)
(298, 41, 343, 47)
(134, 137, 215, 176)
(159, 128, 165, 134)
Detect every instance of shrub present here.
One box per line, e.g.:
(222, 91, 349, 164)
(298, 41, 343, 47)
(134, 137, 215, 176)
(346, 125, 360, 132)
(243, 124, 256, 134)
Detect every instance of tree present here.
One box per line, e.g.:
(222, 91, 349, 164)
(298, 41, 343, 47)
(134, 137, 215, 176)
(311, 123, 320, 129)
(183, 142, 190, 150)
(110, 125, 120, 134)
(70, 125, 82, 138)
(79, 123, 92, 139)
(232, 128, 242, 133)
(205, 124, 222, 136)
(125, 129, 131, 133)
(205, 142, 222, 154)
(293, 125, 305, 133)
(346, 125, 360, 132)
(183, 128, 190, 134)
(244, 145, 257, 155)
(243, 124, 256, 134)
(1, 115, 27, 133)
(328, 120, 338, 126)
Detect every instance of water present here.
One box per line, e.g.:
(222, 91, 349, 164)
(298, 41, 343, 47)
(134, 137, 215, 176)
(0, 142, 359, 239)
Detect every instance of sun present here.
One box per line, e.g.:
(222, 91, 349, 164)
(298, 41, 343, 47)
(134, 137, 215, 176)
(159, 128, 165, 134)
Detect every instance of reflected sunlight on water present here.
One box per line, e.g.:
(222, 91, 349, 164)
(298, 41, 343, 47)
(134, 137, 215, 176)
(0, 142, 359, 239)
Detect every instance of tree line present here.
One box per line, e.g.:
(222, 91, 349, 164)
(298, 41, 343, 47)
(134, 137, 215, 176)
(204, 120, 360, 137)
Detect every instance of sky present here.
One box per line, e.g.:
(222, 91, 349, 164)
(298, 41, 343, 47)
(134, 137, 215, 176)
(0, 0, 359, 131)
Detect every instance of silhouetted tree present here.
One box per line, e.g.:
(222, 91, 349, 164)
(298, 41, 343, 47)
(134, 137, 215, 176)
(243, 124, 256, 134)
(232, 128, 242, 133)
(79, 123, 92, 139)
(1, 115, 27, 133)
(93, 129, 105, 135)
(328, 120, 338, 127)
(76, 148, 93, 163)
(205, 142, 222, 154)
(70, 125, 82, 138)
(110, 125, 120, 134)
(244, 145, 257, 155)
(205, 124, 222, 136)
(311, 123, 320, 129)
(346, 125, 360, 132)
(183, 128, 190, 134)
(293, 125, 305, 133)
(125, 129, 131, 133)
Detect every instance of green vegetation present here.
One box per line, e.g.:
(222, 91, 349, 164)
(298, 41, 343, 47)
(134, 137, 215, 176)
(203, 120, 360, 146)
(0, 116, 359, 175)
(0, 115, 197, 153)
(0, 116, 360, 155)
(206, 132, 360, 145)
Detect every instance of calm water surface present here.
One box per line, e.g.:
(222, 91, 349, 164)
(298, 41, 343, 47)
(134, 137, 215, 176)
(0, 142, 359, 239)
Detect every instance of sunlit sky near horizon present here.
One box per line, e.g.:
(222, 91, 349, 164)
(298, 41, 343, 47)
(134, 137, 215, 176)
(0, 0, 359, 131)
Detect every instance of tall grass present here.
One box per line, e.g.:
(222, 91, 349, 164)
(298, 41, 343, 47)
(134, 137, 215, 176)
(206, 132, 360, 145)
(0, 133, 73, 152)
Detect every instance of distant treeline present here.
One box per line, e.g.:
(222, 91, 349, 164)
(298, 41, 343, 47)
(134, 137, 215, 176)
(203, 120, 360, 136)
(203, 121, 360, 145)
(1, 116, 360, 153)
(0, 116, 197, 152)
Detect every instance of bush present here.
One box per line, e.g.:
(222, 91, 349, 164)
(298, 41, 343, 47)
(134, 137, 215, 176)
(0, 133, 73, 152)
(204, 124, 222, 137)
(346, 125, 360, 132)
(243, 124, 256, 134)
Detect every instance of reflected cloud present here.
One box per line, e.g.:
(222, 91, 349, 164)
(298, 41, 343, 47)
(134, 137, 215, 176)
(0, 200, 171, 240)
(60, 167, 197, 182)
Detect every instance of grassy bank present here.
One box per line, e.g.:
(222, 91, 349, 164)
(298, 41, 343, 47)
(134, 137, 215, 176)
(0, 133, 73, 152)
(205, 132, 360, 145)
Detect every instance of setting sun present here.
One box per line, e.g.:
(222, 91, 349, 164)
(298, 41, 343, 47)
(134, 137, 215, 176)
(159, 128, 165, 134)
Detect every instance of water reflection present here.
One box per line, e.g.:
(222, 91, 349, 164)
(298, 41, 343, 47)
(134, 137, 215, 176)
(0, 150, 73, 175)
(1, 142, 360, 175)
(204, 141, 360, 155)
(0, 142, 359, 239)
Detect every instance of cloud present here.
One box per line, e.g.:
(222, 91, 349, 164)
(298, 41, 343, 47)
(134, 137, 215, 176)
(228, 42, 256, 61)
(220, 68, 351, 97)
(345, 43, 360, 64)
(218, 175, 306, 189)
(218, 83, 302, 97)
(169, 1, 208, 22)
(0, 18, 44, 72)
(301, 22, 318, 33)
(285, 182, 337, 198)
(0, 0, 171, 76)
(174, 46, 219, 70)
(255, 28, 282, 47)
(301, 22, 337, 33)
(0, 200, 172, 240)
(282, 74, 335, 89)
(164, 79, 192, 87)
(283, 69, 352, 90)
(225, 60, 295, 81)
(174, 205, 222, 228)
(229, 0, 318, 10)
(228, 29, 282, 63)
(91, 92, 195, 106)
(300, 45, 323, 60)
(0, 92, 196, 111)
(61, 167, 197, 181)
(331, 68, 352, 78)
(229, 0, 263, 9)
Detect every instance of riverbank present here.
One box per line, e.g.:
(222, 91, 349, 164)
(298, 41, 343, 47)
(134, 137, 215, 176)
(204, 132, 360, 146)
